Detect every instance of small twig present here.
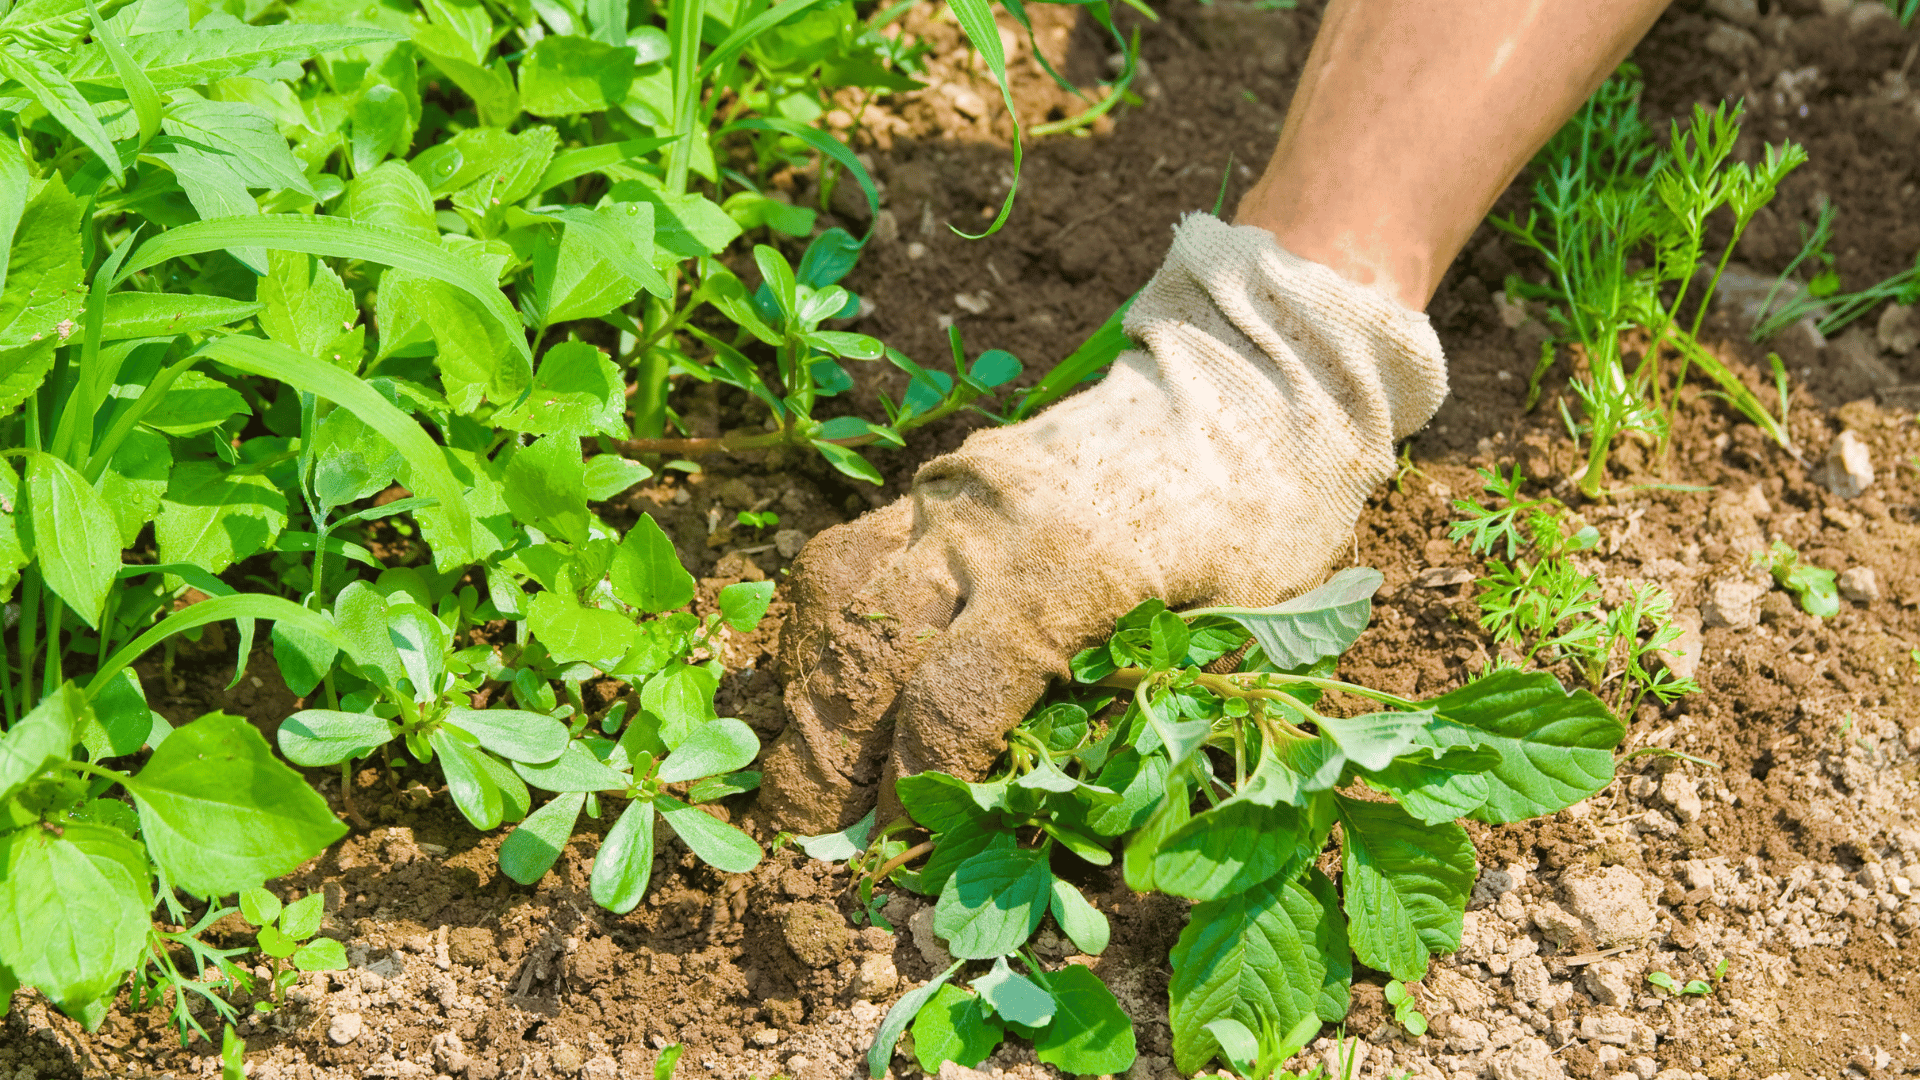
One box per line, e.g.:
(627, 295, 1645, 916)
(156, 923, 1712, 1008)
(871, 840, 934, 883)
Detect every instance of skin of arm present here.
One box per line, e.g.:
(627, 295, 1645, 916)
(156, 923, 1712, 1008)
(1234, 0, 1673, 309)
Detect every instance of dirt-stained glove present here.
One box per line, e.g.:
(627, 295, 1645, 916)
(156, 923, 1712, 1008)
(757, 212, 1449, 834)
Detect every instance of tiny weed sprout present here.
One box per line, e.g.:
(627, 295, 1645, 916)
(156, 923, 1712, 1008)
(237, 888, 348, 1005)
(1451, 466, 1698, 716)
(820, 569, 1626, 1076)
(1757, 541, 1838, 618)
(1493, 68, 1809, 494)
(1383, 980, 1429, 1036)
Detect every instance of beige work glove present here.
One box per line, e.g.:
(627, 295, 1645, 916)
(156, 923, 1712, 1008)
(758, 213, 1449, 834)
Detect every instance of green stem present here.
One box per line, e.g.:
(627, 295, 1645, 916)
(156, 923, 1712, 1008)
(69, 757, 138, 789)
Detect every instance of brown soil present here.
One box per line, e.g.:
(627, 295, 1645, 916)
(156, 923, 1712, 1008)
(8, 2, 1920, 1079)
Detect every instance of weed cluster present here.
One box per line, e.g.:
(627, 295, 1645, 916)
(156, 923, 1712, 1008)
(834, 570, 1626, 1077)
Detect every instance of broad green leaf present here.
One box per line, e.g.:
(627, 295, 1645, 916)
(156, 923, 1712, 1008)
(312, 402, 404, 509)
(100, 293, 260, 342)
(22, 451, 118, 627)
(971, 957, 1052, 1026)
(1422, 669, 1623, 823)
(657, 717, 757, 783)
(868, 961, 965, 1079)
(504, 433, 589, 545)
(717, 579, 774, 632)
(81, 667, 157, 759)
(447, 126, 556, 225)
(474, 746, 532, 823)
(1167, 874, 1327, 1074)
(1049, 878, 1110, 955)
(1122, 771, 1190, 893)
(499, 790, 585, 884)
(293, 937, 348, 971)
(1336, 795, 1474, 983)
(334, 580, 405, 687)
(527, 593, 638, 667)
(0, 133, 27, 299)
(444, 707, 569, 764)
(532, 135, 679, 192)
(0, 683, 80, 803)
(1204, 1019, 1258, 1076)
(257, 924, 296, 959)
(518, 34, 636, 116)
(1086, 748, 1166, 836)
(258, 250, 359, 364)
(346, 161, 437, 240)
(513, 740, 630, 791)
(656, 794, 761, 873)
(933, 847, 1051, 960)
(375, 265, 529, 413)
(610, 513, 694, 613)
(0, 460, 22, 602)
(1363, 745, 1495, 826)
(618, 185, 740, 260)
(386, 602, 449, 702)
(280, 893, 324, 940)
(1184, 567, 1382, 670)
(195, 335, 476, 564)
(496, 341, 625, 437)
(70, 24, 405, 89)
(115, 216, 528, 368)
(125, 712, 349, 898)
(239, 887, 281, 928)
(522, 202, 669, 303)
(582, 455, 652, 500)
(813, 440, 883, 485)
(161, 98, 314, 196)
(154, 460, 288, 578)
(278, 710, 394, 767)
(0, 173, 83, 353)
(641, 663, 717, 750)
(1148, 610, 1189, 670)
(919, 821, 1013, 898)
(591, 796, 656, 913)
(412, 24, 520, 127)
(912, 984, 1004, 1072)
(1152, 796, 1314, 901)
(895, 772, 1007, 834)
(1315, 709, 1431, 772)
(136, 370, 248, 436)
(0, 51, 120, 174)
(0, 822, 151, 1016)
(431, 728, 505, 830)
(1034, 964, 1136, 1076)
(349, 83, 410, 174)
(1300, 867, 1351, 1022)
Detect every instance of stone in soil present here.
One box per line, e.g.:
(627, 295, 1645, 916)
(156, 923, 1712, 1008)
(1700, 577, 1766, 629)
(1820, 429, 1875, 498)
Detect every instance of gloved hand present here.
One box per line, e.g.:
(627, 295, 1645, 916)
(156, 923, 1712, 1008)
(757, 213, 1449, 834)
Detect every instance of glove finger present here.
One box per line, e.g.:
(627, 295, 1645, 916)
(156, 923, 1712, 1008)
(760, 508, 965, 833)
(874, 602, 1062, 828)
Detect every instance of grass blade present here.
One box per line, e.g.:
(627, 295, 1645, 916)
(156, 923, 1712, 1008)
(85, 0, 161, 149)
(86, 594, 345, 701)
(0, 51, 121, 176)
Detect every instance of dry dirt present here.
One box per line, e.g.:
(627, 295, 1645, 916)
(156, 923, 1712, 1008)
(6, 1, 1920, 1079)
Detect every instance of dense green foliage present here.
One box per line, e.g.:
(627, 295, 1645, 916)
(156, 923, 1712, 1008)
(0, 0, 1152, 1040)
(855, 570, 1627, 1076)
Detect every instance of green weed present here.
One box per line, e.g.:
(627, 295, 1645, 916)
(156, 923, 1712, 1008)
(1494, 69, 1808, 494)
(1757, 540, 1837, 618)
(832, 568, 1627, 1076)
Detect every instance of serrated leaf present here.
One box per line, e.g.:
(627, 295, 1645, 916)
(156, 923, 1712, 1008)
(1422, 669, 1623, 823)
(0, 684, 80, 804)
(0, 173, 83, 353)
(258, 250, 358, 363)
(496, 340, 625, 437)
(610, 513, 694, 613)
(125, 712, 348, 898)
(1335, 794, 1474, 983)
(518, 34, 636, 116)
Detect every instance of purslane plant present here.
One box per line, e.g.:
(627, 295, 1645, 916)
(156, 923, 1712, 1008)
(851, 570, 1625, 1077)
